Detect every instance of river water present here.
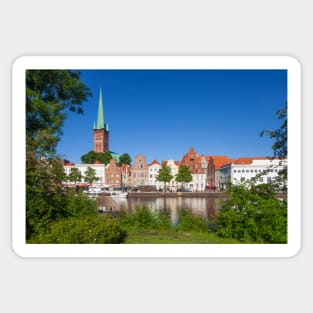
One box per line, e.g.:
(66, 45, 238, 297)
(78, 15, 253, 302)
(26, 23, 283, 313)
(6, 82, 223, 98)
(107, 196, 225, 224)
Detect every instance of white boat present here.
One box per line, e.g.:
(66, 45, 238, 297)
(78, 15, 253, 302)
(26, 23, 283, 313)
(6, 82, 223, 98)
(110, 191, 128, 198)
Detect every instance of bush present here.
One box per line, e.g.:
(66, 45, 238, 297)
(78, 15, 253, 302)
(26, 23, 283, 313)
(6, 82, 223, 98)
(120, 207, 172, 230)
(26, 188, 97, 239)
(175, 211, 208, 233)
(217, 184, 287, 243)
(29, 215, 127, 244)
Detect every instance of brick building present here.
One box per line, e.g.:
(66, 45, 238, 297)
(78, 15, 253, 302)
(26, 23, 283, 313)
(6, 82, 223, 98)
(105, 158, 122, 188)
(130, 154, 149, 187)
(93, 88, 109, 153)
(180, 147, 232, 191)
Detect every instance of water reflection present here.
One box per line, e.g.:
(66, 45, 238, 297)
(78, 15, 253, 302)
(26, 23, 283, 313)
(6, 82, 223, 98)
(112, 196, 224, 224)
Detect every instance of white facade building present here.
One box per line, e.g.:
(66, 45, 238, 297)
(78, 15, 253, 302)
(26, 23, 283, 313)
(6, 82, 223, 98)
(63, 163, 106, 187)
(164, 160, 180, 192)
(148, 160, 162, 190)
(218, 158, 287, 189)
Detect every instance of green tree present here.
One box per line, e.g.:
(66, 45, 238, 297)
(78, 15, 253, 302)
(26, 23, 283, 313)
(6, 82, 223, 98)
(119, 153, 132, 166)
(27, 70, 91, 159)
(66, 167, 81, 194)
(156, 165, 173, 193)
(81, 150, 97, 163)
(26, 70, 92, 239)
(216, 103, 288, 243)
(81, 150, 112, 165)
(260, 103, 287, 158)
(260, 103, 287, 191)
(84, 166, 99, 185)
(67, 167, 82, 185)
(217, 183, 287, 243)
(175, 165, 192, 191)
(96, 151, 112, 165)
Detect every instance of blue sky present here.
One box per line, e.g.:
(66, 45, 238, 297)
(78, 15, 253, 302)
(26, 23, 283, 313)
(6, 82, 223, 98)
(57, 69, 287, 164)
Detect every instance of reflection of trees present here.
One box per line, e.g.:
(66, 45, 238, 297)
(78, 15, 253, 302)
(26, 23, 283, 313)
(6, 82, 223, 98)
(118, 196, 222, 222)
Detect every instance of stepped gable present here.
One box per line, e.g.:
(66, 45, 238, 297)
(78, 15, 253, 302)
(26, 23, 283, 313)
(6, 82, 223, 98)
(180, 147, 206, 174)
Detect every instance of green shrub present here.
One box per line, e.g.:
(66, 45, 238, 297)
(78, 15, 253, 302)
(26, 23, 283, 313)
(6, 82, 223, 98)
(120, 207, 171, 230)
(26, 188, 97, 239)
(65, 191, 98, 217)
(175, 211, 208, 233)
(29, 215, 127, 244)
(217, 184, 287, 243)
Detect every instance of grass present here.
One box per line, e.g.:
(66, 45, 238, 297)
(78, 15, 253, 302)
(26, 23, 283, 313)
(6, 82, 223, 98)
(122, 227, 247, 244)
(117, 207, 253, 244)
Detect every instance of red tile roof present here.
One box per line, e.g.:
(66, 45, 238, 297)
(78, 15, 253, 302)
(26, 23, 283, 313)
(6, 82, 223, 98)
(233, 157, 269, 165)
(148, 160, 160, 166)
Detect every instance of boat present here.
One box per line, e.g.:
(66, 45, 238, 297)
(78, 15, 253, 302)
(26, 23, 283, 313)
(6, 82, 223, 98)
(109, 191, 128, 198)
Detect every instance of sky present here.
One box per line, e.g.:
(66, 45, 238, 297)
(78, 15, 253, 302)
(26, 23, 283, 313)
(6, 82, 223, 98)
(56, 69, 287, 164)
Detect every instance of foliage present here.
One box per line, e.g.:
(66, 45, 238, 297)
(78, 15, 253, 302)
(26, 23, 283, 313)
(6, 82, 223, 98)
(156, 165, 173, 192)
(260, 103, 287, 191)
(260, 103, 287, 158)
(29, 215, 127, 244)
(26, 190, 97, 239)
(64, 191, 98, 217)
(26, 70, 91, 159)
(96, 151, 113, 164)
(26, 70, 92, 239)
(67, 167, 82, 184)
(176, 165, 193, 190)
(118, 153, 132, 166)
(175, 211, 208, 232)
(216, 183, 287, 243)
(80, 150, 112, 165)
(84, 166, 99, 185)
(81, 150, 97, 163)
(120, 207, 171, 230)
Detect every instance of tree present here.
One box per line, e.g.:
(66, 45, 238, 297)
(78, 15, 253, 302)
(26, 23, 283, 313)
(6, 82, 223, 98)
(217, 182, 287, 243)
(81, 150, 112, 165)
(175, 165, 192, 191)
(84, 166, 99, 185)
(156, 165, 173, 193)
(119, 153, 132, 166)
(260, 102, 287, 158)
(81, 150, 97, 163)
(67, 167, 82, 185)
(26, 70, 92, 239)
(260, 102, 287, 191)
(96, 152, 112, 165)
(27, 70, 92, 159)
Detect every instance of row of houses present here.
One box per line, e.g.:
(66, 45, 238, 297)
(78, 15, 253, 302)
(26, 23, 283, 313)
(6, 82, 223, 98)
(63, 147, 287, 191)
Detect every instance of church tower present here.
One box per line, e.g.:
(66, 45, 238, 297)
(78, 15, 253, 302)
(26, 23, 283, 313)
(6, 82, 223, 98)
(93, 88, 109, 153)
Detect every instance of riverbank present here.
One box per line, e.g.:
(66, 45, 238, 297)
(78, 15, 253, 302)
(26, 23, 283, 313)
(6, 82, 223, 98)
(127, 191, 287, 199)
(127, 191, 227, 198)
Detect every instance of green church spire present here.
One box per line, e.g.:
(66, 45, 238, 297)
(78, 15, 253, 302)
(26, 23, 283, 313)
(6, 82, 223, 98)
(95, 88, 106, 130)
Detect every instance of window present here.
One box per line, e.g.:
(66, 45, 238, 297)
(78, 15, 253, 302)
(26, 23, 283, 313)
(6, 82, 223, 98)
(238, 170, 241, 173)
(240, 177, 245, 182)
(259, 177, 263, 182)
(234, 170, 237, 173)
(267, 177, 272, 183)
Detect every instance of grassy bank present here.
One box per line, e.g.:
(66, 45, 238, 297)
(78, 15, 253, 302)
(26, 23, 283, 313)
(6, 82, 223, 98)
(119, 207, 250, 244)
(123, 228, 245, 244)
